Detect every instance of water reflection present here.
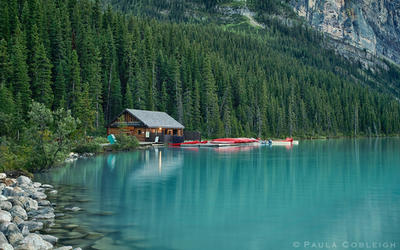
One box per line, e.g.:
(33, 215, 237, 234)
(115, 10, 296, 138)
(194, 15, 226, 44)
(37, 138, 400, 250)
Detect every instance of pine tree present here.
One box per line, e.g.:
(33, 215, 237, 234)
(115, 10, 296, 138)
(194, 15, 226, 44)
(69, 50, 81, 114)
(0, 84, 15, 136)
(202, 55, 221, 137)
(53, 62, 66, 110)
(75, 82, 95, 135)
(0, 2, 10, 40)
(0, 39, 11, 85)
(10, 19, 31, 113)
(31, 24, 53, 108)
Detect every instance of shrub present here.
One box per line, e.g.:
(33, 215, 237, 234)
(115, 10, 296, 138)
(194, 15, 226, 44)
(92, 136, 109, 144)
(112, 134, 139, 151)
(73, 141, 102, 154)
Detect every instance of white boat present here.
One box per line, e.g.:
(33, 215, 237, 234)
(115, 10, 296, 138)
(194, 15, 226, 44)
(271, 138, 299, 146)
(271, 141, 292, 146)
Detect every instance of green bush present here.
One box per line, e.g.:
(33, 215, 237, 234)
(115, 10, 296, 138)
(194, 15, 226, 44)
(112, 134, 139, 151)
(92, 136, 109, 144)
(73, 141, 102, 154)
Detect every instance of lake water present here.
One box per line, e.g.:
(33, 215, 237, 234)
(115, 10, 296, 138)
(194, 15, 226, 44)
(37, 138, 400, 250)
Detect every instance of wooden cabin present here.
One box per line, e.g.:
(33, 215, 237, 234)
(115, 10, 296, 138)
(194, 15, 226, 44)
(107, 109, 184, 142)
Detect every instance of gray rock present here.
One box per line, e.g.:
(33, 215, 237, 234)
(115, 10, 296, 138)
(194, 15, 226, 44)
(73, 248, 82, 250)
(18, 221, 43, 232)
(0, 231, 8, 244)
(39, 234, 58, 244)
(32, 182, 41, 188)
(29, 191, 46, 200)
(0, 173, 6, 179)
(37, 200, 50, 206)
(49, 190, 58, 195)
(55, 247, 73, 250)
(5, 223, 20, 235)
(17, 233, 53, 250)
(7, 232, 23, 245)
(16, 176, 31, 185)
(0, 201, 12, 211)
(28, 207, 54, 219)
(21, 226, 29, 236)
(7, 198, 23, 208)
(3, 178, 16, 187)
(13, 216, 24, 226)
(0, 243, 13, 250)
(0, 221, 11, 231)
(10, 205, 27, 220)
(0, 194, 7, 201)
(3, 187, 25, 197)
(14, 243, 35, 250)
(41, 184, 53, 189)
(65, 207, 81, 212)
(0, 210, 12, 222)
(20, 197, 38, 212)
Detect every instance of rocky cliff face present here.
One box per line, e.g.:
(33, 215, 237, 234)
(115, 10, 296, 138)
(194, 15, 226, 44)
(290, 0, 400, 65)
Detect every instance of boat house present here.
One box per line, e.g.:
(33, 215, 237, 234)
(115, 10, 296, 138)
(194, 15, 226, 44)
(107, 109, 184, 142)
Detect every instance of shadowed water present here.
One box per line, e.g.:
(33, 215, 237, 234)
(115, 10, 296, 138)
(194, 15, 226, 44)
(37, 138, 400, 250)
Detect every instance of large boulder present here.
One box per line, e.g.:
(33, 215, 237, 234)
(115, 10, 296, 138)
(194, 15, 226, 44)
(28, 207, 54, 220)
(0, 231, 8, 243)
(39, 234, 58, 244)
(7, 232, 23, 245)
(17, 233, 53, 250)
(33, 182, 42, 188)
(7, 198, 23, 208)
(5, 223, 20, 235)
(10, 205, 27, 220)
(29, 191, 47, 200)
(0, 221, 11, 231)
(3, 178, 16, 187)
(0, 201, 12, 211)
(38, 200, 50, 207)
(5, 224, 23, 245)
(0, 210, 12, 222)
(18, 221, 43, 232)
(12, 216, 24, 226)
(3, 187, 25, 197)
(21, 226, 29, 236)
(41, 184, 53, 189)
(0, 243, 14, 250)
(16, 176, 32, 185)
(18, 197, 38, 212)
(0, 173, 6, 180)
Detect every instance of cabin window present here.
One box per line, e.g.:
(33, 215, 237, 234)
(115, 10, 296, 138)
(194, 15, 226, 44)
(173, 129, 178, 135)
(137, 129, 142, 135)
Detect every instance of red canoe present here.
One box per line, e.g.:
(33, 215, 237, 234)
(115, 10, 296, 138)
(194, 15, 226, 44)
(211, 138, 259, 144)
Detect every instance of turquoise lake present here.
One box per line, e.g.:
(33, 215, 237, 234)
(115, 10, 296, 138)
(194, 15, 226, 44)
(38, 138, 400, 250)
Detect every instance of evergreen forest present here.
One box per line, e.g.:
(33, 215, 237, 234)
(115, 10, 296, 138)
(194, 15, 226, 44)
(1, 0, 400, 145)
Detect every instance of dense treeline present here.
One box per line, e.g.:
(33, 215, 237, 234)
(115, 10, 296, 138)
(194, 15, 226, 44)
(1, 0, 400, 145)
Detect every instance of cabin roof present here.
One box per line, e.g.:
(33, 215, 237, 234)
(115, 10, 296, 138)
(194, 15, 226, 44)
(123, 109, 185, 129)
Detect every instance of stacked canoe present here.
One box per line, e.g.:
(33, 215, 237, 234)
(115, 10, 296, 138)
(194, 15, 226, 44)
(169, 138, 259, 147)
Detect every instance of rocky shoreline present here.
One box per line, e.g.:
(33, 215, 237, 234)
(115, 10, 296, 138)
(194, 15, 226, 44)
(0, 173, 81, 250)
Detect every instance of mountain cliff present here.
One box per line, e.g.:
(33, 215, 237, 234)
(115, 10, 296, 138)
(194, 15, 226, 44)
(290, 0, 400, 65)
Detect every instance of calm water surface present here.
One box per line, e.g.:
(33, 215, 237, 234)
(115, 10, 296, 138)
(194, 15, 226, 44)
(38, 138, 400, 250)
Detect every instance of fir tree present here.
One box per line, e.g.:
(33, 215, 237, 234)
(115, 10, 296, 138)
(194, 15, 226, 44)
(10, 19, 31, 113)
